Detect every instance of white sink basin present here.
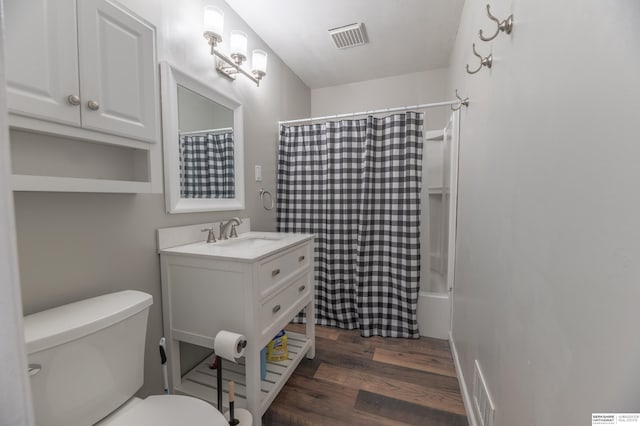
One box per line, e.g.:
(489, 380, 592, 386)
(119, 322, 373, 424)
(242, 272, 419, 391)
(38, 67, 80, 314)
(159, 231, 313, 261)
(216, 235, 286, 249)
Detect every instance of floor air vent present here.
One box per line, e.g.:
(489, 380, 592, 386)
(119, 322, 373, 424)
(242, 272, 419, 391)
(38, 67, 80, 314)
(473, 360, 496, 426)
(328, 23, 367, 49)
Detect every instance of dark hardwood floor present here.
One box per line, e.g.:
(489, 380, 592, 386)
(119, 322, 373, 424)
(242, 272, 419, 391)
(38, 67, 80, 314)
(263, 324, 468, 426)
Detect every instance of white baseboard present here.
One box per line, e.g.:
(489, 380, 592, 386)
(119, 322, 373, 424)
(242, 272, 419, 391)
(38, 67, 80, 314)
(449, 331, 478, 426)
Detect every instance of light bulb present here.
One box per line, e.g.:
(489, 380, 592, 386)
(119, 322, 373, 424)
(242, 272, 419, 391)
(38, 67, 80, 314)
(230, 30, 248, 63)
(251, 49, 268, 77)
(203, 6, 223, 38)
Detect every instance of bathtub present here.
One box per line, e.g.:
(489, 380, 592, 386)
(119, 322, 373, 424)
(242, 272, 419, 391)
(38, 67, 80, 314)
(417, 291, 450, 340)
(417, 269, 451, 340)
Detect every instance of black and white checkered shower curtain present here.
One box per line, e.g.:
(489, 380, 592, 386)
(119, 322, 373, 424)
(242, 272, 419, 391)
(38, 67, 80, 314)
(180, 133, 235, 198)
(277, 112, 423, 338)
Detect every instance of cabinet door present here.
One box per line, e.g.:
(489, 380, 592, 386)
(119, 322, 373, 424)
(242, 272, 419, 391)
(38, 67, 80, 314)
(4, 0, 81, 126)
(77, 0, 158, 143)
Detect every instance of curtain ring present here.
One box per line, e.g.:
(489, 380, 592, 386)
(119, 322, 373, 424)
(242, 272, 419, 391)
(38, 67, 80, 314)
(260, 188, 275, 210)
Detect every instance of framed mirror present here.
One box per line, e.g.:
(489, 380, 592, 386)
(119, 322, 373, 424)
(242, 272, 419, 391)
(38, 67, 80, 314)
(160, 61, 244, 213)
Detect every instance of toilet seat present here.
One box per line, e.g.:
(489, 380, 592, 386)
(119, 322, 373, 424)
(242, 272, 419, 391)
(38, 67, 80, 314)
(97, 395, 227, 426)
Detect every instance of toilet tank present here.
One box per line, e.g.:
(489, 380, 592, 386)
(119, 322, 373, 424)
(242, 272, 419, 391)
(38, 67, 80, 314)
(24, 290, 153, 426)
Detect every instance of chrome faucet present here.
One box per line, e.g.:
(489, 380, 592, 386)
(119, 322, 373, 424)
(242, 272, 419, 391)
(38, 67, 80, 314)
(219, 217, 242, 240)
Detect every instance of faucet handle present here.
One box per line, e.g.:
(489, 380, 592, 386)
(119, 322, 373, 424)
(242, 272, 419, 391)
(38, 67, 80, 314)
(201, 227, 216, 243)
(230, 224, 238, 238)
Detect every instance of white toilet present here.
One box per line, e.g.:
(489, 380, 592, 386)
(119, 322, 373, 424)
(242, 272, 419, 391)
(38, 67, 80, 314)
(23, 290, 228, 426)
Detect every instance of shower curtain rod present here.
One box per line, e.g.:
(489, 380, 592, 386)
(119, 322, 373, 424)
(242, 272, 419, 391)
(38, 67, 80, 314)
(278, 99, 460, 125)
(179, 127, 233, 136)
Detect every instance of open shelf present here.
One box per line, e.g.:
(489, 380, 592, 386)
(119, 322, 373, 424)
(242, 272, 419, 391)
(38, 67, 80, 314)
(425, 129, 444, 141)
(175, 331, 312, 416)
(428, 186, 451, 195)
(12, 175, 152, 193)
(9, 128, 155, 193)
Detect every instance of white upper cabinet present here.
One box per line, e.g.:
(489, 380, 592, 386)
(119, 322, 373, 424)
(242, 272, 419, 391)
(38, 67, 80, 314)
(6, 0, 161, 193)
(77, 0, 157, 142)
(5, 0, 158, 144)
(5, 0, 81, 127)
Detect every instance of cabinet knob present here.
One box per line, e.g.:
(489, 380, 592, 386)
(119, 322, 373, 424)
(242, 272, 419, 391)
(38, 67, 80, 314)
(271, 269, 280, 277)
(67, 95, 80, 106)
(298, 255, 305, 262)
(298, 285, 306, 292)
(28, 364, 42, 376)
(272, 304, 281, 314)
(87, 100, 100, 111)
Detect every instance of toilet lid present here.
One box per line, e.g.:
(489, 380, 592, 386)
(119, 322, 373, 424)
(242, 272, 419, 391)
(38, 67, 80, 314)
(100, 395, 227, 426)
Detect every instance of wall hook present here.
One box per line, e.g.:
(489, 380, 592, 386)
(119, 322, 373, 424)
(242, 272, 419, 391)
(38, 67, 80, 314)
(451, 90, 469, 111)
(466, 43, 492, 74)
(479, 4, 513, 42)
(259, 188, 275, 210)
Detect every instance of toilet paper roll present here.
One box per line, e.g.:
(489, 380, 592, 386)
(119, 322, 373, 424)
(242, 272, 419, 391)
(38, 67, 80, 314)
(214, 330, 247, 362)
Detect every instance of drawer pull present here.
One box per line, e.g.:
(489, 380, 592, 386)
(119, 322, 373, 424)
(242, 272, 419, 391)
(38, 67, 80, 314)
(298, 285, 306, 292)
(298, 255, 305, 262)
(271, 269, 280, 277)
(272, 304, 281, 314)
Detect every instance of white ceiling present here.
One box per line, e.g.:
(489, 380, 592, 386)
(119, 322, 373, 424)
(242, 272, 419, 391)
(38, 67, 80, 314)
(225, 0, 465, 89)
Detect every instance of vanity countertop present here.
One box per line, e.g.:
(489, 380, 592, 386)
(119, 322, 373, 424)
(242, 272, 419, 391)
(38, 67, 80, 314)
(159, 231, 314, 262)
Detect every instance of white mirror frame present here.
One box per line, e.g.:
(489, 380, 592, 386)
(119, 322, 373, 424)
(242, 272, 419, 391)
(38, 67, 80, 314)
(160, 61, 245, 213)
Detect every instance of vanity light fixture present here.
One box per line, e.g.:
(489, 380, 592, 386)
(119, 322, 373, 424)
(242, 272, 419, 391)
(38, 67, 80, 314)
(203, 6, 267, 86)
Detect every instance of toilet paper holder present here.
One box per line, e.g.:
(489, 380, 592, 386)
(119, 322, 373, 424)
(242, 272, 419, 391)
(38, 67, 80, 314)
(212, 330, 247, 417)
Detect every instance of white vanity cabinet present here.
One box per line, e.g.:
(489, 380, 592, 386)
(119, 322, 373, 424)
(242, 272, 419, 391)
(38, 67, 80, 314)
(5, 0, 158, 143)
(159, 234, 315, 426)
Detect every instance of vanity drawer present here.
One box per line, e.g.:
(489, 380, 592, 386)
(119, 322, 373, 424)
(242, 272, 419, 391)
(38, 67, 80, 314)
(259, 275, 311, 331)
(259, 242, 311, 296)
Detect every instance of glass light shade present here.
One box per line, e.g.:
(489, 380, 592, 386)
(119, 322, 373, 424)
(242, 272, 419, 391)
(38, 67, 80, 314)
(229, 30, 248, 57)
(203, 6, 224, 36)
(251, 49, 268, 75)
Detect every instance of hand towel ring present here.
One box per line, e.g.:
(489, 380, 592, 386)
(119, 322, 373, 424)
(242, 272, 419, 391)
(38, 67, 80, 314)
(260, 188, 275, 210)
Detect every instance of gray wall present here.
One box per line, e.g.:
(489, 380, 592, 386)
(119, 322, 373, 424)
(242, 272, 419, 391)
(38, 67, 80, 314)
(448, 0, 640, 424)
(15, 0, 310, 396)
(311, 67, 450, 130)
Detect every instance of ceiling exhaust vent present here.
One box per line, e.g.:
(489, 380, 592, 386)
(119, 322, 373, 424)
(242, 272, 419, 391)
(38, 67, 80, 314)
(328, 23, 367, 49)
